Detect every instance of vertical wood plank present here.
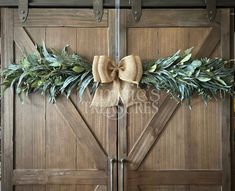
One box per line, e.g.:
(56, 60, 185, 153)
(107, 9, 118, 191)
(14, 27, 46, 191)
(230, 8, 235, 191)
(221, 9, 232, 191)
(1, 8, 14, 191)
(45, 28, 77, 191)
(118, 9, 128, 191)
(75, 27, 109, 171)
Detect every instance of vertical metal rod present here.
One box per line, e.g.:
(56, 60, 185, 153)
(115, 0, 121, 63)
(120, 159, 126, 191)
(110, 158, 115, 191)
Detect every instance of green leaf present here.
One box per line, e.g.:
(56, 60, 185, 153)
(197, 77, 211, 82)
(148, 64, 157, 72)
(50, 62, 62, 67)
(183, 47, 193, 56)
(78, 75, 93, 99)
(216, 76, 227, 86)
(42, 41, 57, 63)
(185, 60, 202, 76)
(72, 66, 85, 73)
(180, 53, 192, 63)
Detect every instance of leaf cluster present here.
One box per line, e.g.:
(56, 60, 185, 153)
(1, 45, 234, 105)
(141, 48, 235, 104)
(1, 43, 97, 102)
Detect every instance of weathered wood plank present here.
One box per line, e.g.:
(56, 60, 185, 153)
(127, 9, 220, 27)
(127, 96, 179, 170)
(1, 8, 14, 191)
(194, 26, 221, 58)
(14, 27, 39, 56)
(107, 9, 118, 191)
(126, 25, 221, 171)
(128, 170, 222, 185)
(14, 27, 46, 191)
(14, 9, 108, 27)
(220, 9, 232, 191)
(55, 98, 108, 170)
(117, 9, 128, 191)
(13, 169, 107, 185)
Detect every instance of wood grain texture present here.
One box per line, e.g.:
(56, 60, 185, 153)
(13, 169, 107, 185)
(14, 26, 46, 191)
(14, 27, 39, 56)
(12, 10, 111, 191)
(1, 8, 14, 191)
(128, 170, 222, 185)
(127, 96, 179, 170)
(14, 9, 108, 27)
(127, 9, 221, 27)
(220, 9, 232, 191)
(107, 9, 118, 191)
(193, 27, 221, 58)
(2, 7, 232, 191)
(123, 8, 231, 191)
(55, 98, 108, 170)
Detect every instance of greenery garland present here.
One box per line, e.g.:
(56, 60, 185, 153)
(1, 44, 234, 104)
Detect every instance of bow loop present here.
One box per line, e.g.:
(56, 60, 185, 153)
(91, 55, 147, 107)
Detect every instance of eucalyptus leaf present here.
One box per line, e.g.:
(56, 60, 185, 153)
(180, 53, 192, 63)
(148, 64, 157, 72)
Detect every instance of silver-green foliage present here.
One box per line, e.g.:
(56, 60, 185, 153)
(1, 43, 97, 102)
(1, 45, 234, 104)
(141, 48, 234, 103)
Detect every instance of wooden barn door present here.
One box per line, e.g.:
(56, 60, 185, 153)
(1, 7, 232, 191)
(1, 8, 118, 191)
(118, 9, 232, 191)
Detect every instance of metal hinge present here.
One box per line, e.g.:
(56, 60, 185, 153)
(205, 0, 217, 22)
(130, 0, 142, 22)
(93, 0, 103, 22)
(18, 0, 29, 23)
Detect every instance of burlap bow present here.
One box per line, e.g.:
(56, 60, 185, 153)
(91, 55, 147, 108)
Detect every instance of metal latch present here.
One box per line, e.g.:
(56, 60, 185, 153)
(205, 0, 217, 22)
(130, 0, 142, 22)
(93, 0, 103, 22)
(18, 0, 29, 23)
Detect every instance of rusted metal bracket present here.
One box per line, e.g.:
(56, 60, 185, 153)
(18, 0, 29, 23)
(205, 0, 217, 22)
(93, 0, 103, 22)
(131, 0, 142, 22)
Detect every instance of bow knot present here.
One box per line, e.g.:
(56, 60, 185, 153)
(91, 55, 147, 107)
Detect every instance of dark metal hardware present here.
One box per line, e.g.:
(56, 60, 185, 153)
(131, 0, 142, 22)
(120, 158, 127, 191)
(18, 0, 28, 23)
(205, 0, 217, 22)
(1, 0, 235, 8)
(93, 0, 103, 22)
(109, 158, 116, 191)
